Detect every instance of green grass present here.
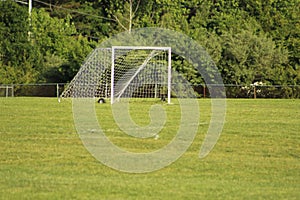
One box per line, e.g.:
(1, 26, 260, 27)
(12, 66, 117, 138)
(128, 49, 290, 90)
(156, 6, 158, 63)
(0, 97, 299, 199)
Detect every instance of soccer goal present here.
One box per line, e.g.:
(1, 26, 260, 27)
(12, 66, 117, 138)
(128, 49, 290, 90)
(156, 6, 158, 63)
(61, 46, 172, 104)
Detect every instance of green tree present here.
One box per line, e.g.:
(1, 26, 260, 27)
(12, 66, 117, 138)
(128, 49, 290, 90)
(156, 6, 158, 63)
(1, 0, 299, 86)
(0, 0, 41, 84)
(219, 21, 289, 85)
(30, 8, 96, 83)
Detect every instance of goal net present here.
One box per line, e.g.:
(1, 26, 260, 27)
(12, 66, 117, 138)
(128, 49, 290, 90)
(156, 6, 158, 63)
(61, 46, 171, 104)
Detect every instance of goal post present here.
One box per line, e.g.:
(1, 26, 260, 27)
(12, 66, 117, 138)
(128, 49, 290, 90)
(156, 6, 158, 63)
(111, 46, 171, 104)
(60, 46, 172, 104)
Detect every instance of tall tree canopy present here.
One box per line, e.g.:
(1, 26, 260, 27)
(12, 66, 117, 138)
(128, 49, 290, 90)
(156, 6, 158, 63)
(0, 0, 299, 85)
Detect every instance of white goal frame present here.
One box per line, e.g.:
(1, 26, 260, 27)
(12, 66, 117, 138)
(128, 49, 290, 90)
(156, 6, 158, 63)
(60, 46, 172, 103)
(110, 46, 172, 104)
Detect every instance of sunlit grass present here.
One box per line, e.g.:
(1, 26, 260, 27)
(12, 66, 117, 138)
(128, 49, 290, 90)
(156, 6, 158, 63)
(0, 97, 299, 199)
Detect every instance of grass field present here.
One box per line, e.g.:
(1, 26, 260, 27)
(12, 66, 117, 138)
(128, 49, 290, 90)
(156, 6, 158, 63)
(0, 97, 299, 199)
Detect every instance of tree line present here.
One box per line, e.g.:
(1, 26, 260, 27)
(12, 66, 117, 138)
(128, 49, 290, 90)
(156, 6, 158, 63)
(0, 0, 299, 85)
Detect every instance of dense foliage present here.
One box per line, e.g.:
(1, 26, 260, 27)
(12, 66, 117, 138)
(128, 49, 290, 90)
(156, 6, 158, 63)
(0, 0, 299, 85)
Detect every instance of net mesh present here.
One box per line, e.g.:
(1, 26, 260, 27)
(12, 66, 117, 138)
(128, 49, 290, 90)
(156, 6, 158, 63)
(61, 47, 170, 102)
(112, 48, 169, 102)
(61, 48, 111, 98)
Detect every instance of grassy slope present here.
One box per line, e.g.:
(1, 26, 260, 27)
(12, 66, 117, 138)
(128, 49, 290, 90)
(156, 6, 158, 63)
(0, 98, 299, 199)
